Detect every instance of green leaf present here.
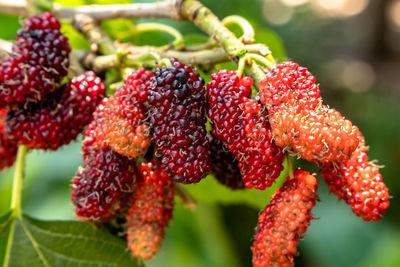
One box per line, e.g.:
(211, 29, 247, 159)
(0, 211, 14, 266)
(61, 23, 90, 50)
(183, 160, 288, 210)
(0, 213, 143, 267)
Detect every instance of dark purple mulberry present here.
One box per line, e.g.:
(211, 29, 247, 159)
(147, 58, 211, 184)
(0, 12, 70, 108)
(71, 118, 139, 224)
(208, 134, 244, 190)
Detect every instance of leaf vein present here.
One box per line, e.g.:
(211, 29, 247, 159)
(19, 218, 50, 267)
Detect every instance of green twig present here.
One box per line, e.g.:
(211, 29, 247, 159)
(180, 0, 246, 57)
(73, 14, 116, 55)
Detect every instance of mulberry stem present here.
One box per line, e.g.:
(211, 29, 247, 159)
(180, 0, 246, 57)
(175, 184, 197, 210)
(10, 145, 28, 216)
(286, 154, 294, 179)
(222, 15, 255, 44)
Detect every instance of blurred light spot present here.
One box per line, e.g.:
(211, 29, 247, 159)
(281, 0, 309, 7)
(311, 0, 369, 18)
(342, 60, 375, 91)
(263, 0, 294, 25)
(388, 0, 400, 31)
(323, 59, 375, 91)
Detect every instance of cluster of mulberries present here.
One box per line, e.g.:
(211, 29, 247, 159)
(148, 58, 211, 184)
(321, 129, 390, 221)
(249, 61, 390, 265)
(94, 68, 152, 158)
(208, 134, 244, 190)
(6, 72, 105, 150)
(0, 13, 101, 152)
(207, 70, 284, 190)
(0, 109, 17, 170)
(126, 160, 175, 260)
(252, 169, 318, 267)
(259, 61, 359, 163)
(0, 8, 390, 267)
(71, 68, 177, 259)
(0, 12, 70, 108)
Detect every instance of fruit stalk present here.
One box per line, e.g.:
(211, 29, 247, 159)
(10, 145, 28, 216)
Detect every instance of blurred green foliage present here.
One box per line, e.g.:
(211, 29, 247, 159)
(1, 0, 400, 266)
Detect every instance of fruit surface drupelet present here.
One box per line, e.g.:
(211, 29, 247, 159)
(0, 12, 70, 108)
(252, 169, 318, 267)
(95, 68, 152, 158)
(207, 70, 284, 190)
(126, 159, 175, 260)
(259, 61, 359, 164)
(6, 72, 105, 150)
(321, 128, 390, 221)
(148, 58, 211, 184)
(0, 108, 17, 170)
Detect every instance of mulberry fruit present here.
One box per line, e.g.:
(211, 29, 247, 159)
(321, 129, 390, 221)
(0, 13, 70, 108)
(95, 68, 152, 158)
(252, 169, 318, 267)
(259, 61, 321, 113)
(71, 151, 138, 223)
(0, 108, 17, 170)
(148, 58, 211, 184)
(208, 134, 244, 190)
(71, 121, 138, 223)
(126, 159, 175, 260)
(7, 72, 104, 150)
(269, 103, 359, 163)
(259, 62, 359, 163)
(207, 70, 284, 190)
(23, 12, 61, 30)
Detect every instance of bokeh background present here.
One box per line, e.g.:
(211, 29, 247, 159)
(1, 0, 400, 266)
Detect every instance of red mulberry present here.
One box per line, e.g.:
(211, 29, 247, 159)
(207, 70, 284, 190)
(252, 169, 318, 267)
(6, 72, 104, 150)
(23, 12, 61, 30)
(208, 134, 244, 190)
(259, 62, 359, 163)
(148, 58, 211, 184)
(95, 69, 152, 158)
(321, 129, 390, 221)
(126, 159, 175, 260)
(71, 122, 138, 223)
(0, 108, 17, 170)
(259, 61, 321, 113)
(0, 13, 70, 108)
